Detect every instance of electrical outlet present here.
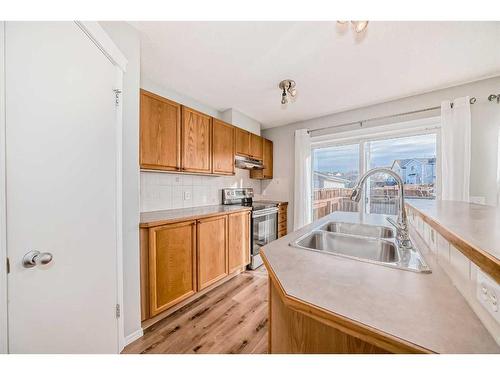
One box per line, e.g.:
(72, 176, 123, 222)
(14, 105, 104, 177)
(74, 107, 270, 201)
(477, 270, 500, 323)
(184, 191, 191, 201)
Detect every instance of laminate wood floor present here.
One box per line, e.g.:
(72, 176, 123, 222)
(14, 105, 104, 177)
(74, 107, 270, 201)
(123, 267, 268, 354)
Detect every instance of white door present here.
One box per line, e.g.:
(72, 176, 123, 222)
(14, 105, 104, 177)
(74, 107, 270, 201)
(5, 22, 121, 353)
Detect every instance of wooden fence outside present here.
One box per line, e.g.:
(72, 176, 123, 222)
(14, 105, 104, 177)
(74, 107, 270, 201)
(312, 186, 434, 220)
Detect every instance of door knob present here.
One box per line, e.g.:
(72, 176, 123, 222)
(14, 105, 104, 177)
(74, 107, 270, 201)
(22, 250, 53, 268)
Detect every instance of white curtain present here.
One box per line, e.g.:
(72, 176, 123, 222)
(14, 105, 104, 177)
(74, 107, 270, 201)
(440, 97, 471, 202)
(293, 129, 312, 230)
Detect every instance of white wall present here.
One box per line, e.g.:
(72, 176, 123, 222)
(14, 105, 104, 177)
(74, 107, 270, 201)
(143, 77, 262, 136)
(99, 22, 142, 342)
(141, 77, 222, 119)
(221, 108, 261, 135)
(141, 169, 262, 212)
(262, 76, 500, 231)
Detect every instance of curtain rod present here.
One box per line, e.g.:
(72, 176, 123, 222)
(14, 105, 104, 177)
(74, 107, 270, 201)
(308, 96, 477, 135)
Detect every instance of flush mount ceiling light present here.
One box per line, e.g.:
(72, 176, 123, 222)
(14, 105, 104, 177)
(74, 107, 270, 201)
(337, 20, 369, 33)
(279, 79, 297, 106)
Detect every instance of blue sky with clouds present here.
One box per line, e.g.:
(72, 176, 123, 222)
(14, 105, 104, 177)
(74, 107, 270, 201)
(313, 133, 436, 173)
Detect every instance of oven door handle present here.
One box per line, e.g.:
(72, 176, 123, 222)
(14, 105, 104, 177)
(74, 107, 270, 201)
(252, 208, 279, 218)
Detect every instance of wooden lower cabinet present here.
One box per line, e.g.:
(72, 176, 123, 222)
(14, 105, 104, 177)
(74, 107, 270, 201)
(269, 277, 388, 354)
(197, 215, 228, 290)
(141, 210, 251, 321)
(277, 203, 288, 238)
(147, 221, 197, 317)
(228, 211, 251, 273)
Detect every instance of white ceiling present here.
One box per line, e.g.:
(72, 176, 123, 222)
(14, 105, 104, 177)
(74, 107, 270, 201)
(131, 21, 500, 129)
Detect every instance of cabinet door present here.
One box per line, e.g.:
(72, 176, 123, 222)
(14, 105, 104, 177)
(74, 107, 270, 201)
(212, 119, 235, 175)
(197, 215, 228, 290)
(263, 138, 273, 178)
(228, 211, 251, 273)
(235, 128, 250, 156)
(181, 107, 212, 173)
(249, 133, 263, 160)
(140, 90, 181, 170)
(149, 221, 197, 317)
(250, 138, 273, 179)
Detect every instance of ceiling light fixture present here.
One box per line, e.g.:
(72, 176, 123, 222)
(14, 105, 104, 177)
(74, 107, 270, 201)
(279, 79, 297, 106)
(337, 20, 369, 33)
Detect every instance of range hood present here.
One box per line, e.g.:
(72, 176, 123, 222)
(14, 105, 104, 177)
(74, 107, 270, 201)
(235, 155, 264, 170)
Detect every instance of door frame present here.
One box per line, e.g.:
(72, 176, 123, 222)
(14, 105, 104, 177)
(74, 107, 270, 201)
(0, 21, 128, 353)
(0, 20, 8, 354)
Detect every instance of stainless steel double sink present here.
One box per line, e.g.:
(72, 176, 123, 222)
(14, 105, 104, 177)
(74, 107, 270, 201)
(290, 221, 431, 273)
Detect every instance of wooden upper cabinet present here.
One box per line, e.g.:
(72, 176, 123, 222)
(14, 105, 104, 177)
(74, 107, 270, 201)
(262, 138, 273, 178)
(228, 211, 251, 273)
(140, 90, 181, 171)
(181, 107, 212, 173)
(250, 138, 273, 179)
(212, 119, 235, 175)
(249, 133, 263, 160)
(148, 221, 197, 317)
(197, 215, 228, 290)
(235, 128, 250, 156)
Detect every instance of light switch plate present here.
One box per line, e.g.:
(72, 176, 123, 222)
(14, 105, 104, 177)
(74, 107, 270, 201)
(184, 190, 191, 201)
(477, 269, 500, 323)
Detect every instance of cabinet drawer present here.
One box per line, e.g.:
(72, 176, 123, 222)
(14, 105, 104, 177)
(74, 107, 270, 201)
(278, 205, 287, 214)
(278, 221, 287, 232)
(278, 212, 287, 223)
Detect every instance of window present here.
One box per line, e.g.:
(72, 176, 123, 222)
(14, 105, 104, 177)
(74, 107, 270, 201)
(312, 144, 360, 220)
(365, 133, 437, 215)
(311, 124, 439, 220)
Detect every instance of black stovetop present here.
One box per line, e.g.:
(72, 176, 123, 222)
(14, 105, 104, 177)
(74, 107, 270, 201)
(240, 200, 278, 211)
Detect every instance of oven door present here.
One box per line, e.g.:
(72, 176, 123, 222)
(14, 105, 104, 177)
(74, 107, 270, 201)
(252, 208, 278, 256)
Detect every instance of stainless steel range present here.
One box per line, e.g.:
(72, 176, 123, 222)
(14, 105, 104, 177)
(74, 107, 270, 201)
(222, 188, 278, 269)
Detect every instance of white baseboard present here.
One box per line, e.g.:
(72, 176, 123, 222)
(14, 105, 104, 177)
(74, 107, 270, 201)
(124, 328, 143, 346)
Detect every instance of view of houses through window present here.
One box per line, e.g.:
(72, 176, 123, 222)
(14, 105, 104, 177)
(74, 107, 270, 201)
(312, 132, 437, 220)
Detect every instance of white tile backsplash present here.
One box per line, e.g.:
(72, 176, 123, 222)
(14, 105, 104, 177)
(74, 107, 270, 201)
(140, 169, 262, 212)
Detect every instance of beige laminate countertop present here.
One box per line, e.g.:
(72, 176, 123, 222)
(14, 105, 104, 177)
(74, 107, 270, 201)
(407, 199, 500, 271)
(261, 211, 500, 353)
(140, 205, 251, 228)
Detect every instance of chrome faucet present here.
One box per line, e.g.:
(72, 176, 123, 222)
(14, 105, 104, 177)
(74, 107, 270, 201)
(350, 167, 411, 249)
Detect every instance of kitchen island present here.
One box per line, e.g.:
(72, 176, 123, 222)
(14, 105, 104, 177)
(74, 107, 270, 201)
(261, 209, 500, 354)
